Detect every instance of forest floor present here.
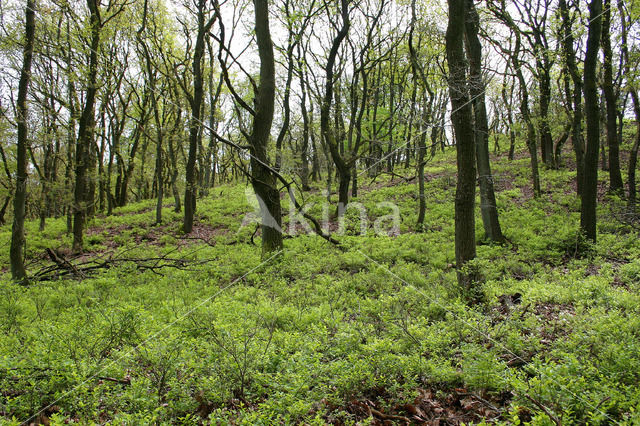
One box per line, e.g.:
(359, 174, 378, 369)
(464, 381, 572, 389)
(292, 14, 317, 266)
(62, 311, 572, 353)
(1, 147, 640, 425)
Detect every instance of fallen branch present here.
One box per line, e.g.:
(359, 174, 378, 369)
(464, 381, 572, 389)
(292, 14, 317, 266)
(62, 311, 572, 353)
(368, 406, 412, 423)
(32, 248, 219, 282)
(97, 376, 131, 385)
(370, 170, 417, 184)
(525, 394, 561, 426)
(46, 248, 85, 279)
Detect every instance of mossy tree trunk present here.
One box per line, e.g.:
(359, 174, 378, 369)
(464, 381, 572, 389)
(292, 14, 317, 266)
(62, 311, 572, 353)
(580, 0, 603, 243)
(10, 0, 36, 282)
(72, 0, 101, 253)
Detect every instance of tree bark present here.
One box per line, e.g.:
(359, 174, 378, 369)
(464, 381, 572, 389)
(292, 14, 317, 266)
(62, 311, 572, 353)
(298, 43, 311, 191)
(602, 0, 624, 193)
(559, 0, 585, 196)
(580, 0, 603, 243)
(72, 0, 101, 253)
(274, 0, 295, 172)
(464, 0, 504, 243)
(10, 0, 36, 282)
(184, 1, 215, 234)
(446, 0, 477, 289)
(618, 0, 639, 210)
(250, 0, 283, 256)
(320, 0, 350, 217)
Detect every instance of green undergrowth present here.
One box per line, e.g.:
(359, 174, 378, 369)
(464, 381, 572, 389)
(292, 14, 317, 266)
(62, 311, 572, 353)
(1, 149, 640, 424)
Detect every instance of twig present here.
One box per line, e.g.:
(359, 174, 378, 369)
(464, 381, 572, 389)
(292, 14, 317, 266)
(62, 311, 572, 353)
(525, 394, 561, 426)
(368, 406, 412, 423)
(97, 376, 131, 385)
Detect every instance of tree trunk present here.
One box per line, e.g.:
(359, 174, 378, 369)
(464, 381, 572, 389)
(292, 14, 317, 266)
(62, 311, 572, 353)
(73, 0, 101, 253)
(416, 104, 428, 228)
(275, 6, 295, 172)
(619, 0, 639, 209)
(464, 0, 504, 243)
(602, 0, 624, 193)
(446, 0, 477, 290)
(184, 1, 214, 234)
(580, 0, 603, 243)
(538, 62, 554, 168)
(10, 0, 35, 282)
(320, 0, 350, 216)
(408, 0, 428, 229)
(559, 0, 585, 196)
(0, 196, 11, 226)
(298, 43, 311, 191)
(251, 0, 282, 256)
(502, 80, 516, 161)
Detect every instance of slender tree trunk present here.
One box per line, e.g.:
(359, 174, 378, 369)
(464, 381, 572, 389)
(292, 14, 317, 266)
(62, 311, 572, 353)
(169, 102, 182, 213)
(107, 123, 115, 216)
(206, 45, 223, 191)
(320, 0, 350, 216)
(512, 33, 541, 195)
(251, 0, 282, 256)
(629, 123, 640, 210)
(73, 0, 101, 253)
(446, 0, 477, 290)
(602, 0, 624, 193)
(10, 0, 36, 282)
(275, 4, 294, 172)
(580, 0, 603, 243)
(465, 0, 504, 243)
(516, 64, 540, 196)
(119, 96, 147, 207)
(66, 108, 75, 232)
(184, 2, 214, 233)
(138, 0, 164, 224)
(0, 196, 11, 226)
(311, 123, 320, 182)
(97, 110, 107, 214)
(559, 0, 585, 196)
(619, 0, 640, 209)
(298, 44, 311, 191)
(409, 0, 428, 229)
(503, 83, 516, 161)
(405, 83, 418, 169)
(416, 103, 428, 229)
(538, 63, 554, 168)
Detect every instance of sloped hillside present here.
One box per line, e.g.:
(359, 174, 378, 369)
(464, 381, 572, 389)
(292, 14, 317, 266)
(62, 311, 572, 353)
(1, 148, 639, 424)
